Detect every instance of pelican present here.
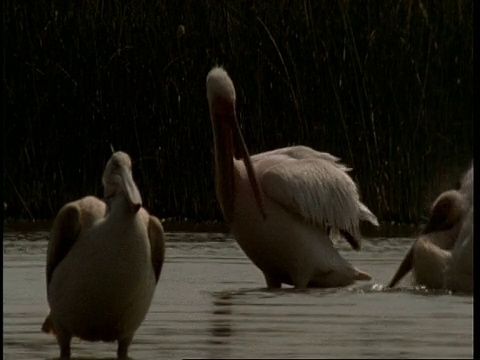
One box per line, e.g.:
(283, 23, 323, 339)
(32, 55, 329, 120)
(42, 151, 165, 358)
(206, 66, 379, 289)
(388, 163, 473, 293)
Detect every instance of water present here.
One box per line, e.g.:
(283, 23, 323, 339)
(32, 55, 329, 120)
(3, 228, 473, 359)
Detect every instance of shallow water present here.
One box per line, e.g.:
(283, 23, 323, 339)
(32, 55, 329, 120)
(3, 228, 473, 359)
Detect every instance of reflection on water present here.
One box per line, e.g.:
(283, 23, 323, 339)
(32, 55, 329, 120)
(3, 228, 473, 359)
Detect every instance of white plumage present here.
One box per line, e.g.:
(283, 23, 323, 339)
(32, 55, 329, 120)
(254, 146, 378, 235)
(388, 162, 473, 293)
(42, 151, 165, 358)
(206, 66, 378, 289)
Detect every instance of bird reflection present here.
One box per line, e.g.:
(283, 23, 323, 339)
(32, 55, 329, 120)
(206, 292, 234, 359)
(210, 293, 233, 341)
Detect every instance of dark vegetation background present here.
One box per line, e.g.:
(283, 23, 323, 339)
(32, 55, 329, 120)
(4, 0, 473, 224)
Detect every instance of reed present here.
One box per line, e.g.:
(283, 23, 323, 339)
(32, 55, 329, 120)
(4, 0, 473, 225)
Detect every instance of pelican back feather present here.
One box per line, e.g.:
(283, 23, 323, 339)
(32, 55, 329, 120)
(252, 145, 351, 172)
(47, 196, 106, 285)
(147, 215, 166, 283)
(137, 207, 166, 283)
(259, 155, 364, 235)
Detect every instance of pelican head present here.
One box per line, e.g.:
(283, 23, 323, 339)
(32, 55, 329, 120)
(422, 190, 466, 234)
(102, 151, 142, 213)
(206, 67, 266, 221)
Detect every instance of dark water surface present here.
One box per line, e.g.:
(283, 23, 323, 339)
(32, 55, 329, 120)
(3, 228, 473, 359)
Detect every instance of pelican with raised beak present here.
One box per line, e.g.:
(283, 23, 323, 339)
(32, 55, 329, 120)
(206, 67, 378, 289)
(42, 151, 165, 358)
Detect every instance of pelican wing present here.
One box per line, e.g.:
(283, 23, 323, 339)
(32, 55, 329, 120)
(251, 145, 349, 169)
(258, 153, 369, 235)
(46, 196, 106, 285)
(147, 215, 166, 283)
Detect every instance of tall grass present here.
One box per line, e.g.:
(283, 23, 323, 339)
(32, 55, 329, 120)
(4, 0, 473, 224)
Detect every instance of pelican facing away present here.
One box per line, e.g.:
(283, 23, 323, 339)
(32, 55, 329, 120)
(388, 162, 473, 293)
(42, 151, 165, 358)
(206, 66, 379, 289)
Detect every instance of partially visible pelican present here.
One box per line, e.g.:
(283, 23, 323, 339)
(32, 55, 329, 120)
(206, 66, 378, 289)
(388, 163, 473, 293)
(446, 162, 473, 293)
(42, 151, 165, 358)
(446, 205, 473, 293)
